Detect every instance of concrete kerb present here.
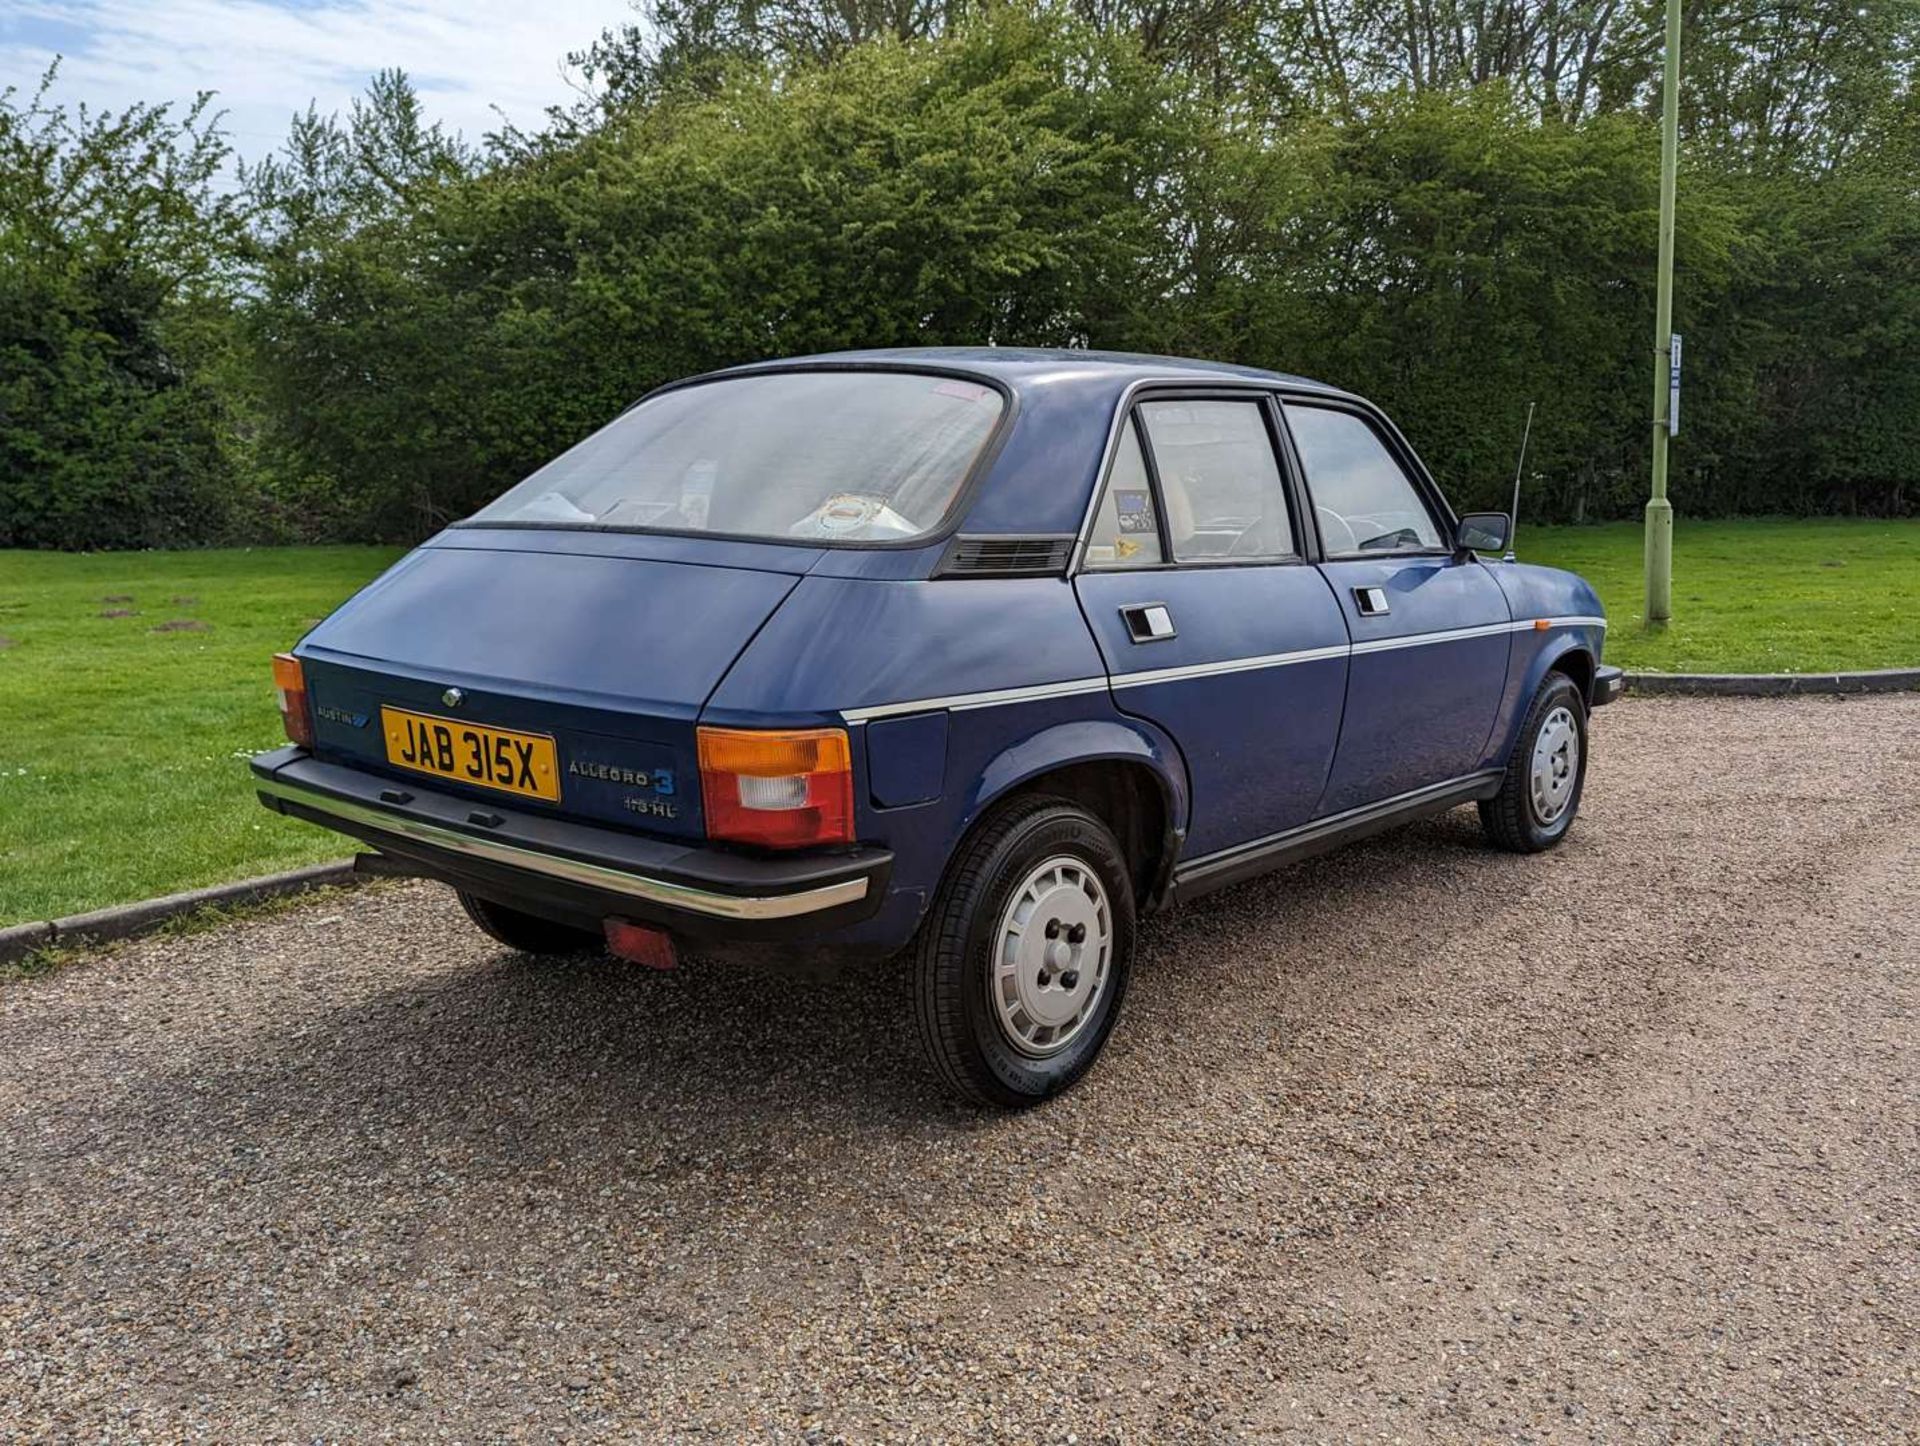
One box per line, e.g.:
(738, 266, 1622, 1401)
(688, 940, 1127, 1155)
(1, 859, 363, 964)
(1624, 667, 1920, 697)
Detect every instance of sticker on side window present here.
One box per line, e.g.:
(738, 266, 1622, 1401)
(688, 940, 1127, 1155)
(1115, 489, 1156, 534)
(678, 460, 716, 529)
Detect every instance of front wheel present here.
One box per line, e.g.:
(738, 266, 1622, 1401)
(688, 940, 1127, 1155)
(913, 796, 1136, 1108)
(1480, 672, 1588, 852)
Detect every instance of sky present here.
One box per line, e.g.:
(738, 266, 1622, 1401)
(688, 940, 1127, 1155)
(1, 0, 638, 164)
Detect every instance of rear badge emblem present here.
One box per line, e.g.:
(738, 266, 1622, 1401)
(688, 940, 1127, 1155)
(441, 687, 465, 708)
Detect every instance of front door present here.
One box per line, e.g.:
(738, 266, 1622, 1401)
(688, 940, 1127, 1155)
(1280, 400, 1513, 815)
(1074, 394, 1349, 859)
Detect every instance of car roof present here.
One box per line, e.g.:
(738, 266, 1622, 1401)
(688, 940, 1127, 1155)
(717, 346, 1351, 400)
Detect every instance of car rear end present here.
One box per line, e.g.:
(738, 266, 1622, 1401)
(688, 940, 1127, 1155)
(253, 366, 1009, 956)
(255, 540, 891, 945)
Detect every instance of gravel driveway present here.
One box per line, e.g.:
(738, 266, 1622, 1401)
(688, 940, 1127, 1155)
(2, 695, 1915, 1442)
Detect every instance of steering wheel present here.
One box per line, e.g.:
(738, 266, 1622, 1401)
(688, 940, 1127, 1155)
(1226, 515, 1278, 557)
(1316, 506, 1358, 555)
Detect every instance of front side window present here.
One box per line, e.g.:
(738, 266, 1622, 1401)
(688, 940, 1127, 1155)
(1138, 400, 1296, 562)
(1083, 419, 1165, 569)
(469, 371, 1005, 543)
(1283, 404, 1444, 555)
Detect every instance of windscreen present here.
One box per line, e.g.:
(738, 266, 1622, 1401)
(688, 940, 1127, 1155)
(469, 370, 1005, 543)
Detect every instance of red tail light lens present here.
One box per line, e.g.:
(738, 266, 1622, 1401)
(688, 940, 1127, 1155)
(697, 726, 854, 849)
(272, 652, 314, 748)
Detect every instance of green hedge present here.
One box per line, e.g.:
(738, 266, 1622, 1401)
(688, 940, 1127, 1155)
(5, 6, 1918, 548)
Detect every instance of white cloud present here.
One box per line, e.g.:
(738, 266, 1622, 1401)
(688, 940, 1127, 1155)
(2, 0, 638, 164)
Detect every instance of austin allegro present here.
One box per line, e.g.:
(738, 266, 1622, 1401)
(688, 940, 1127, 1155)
(253, 349, 1621, 1106)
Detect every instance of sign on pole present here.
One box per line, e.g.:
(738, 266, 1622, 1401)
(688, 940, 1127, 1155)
(1668, 333, 1682, 437)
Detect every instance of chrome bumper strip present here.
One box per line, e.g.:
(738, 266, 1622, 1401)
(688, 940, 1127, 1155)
(256, 777, 870, 920)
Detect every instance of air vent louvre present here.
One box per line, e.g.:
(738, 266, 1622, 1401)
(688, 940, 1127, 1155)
(938, 534, 1075, 577)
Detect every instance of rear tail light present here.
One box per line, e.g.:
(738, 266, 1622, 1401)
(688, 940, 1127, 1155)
(697, 726, 853, 849)
(272, 652, 314, 748)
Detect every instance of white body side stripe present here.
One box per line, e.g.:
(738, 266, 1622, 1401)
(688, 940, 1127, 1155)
(838, 616, 1606, 724)
(1108, 642, 1352, 690)
(840, 677, 1111, 724)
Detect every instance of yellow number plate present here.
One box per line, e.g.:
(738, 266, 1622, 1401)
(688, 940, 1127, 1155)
(379, 707, 561, 802)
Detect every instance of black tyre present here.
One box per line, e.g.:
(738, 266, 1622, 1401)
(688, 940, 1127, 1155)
(914, 795, 1136, 1108)
(1480, 671, 1589, 852)
(456, 890, 603, 956)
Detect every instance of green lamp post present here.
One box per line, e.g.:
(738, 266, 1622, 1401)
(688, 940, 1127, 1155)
(1645, 0, 1683, 623)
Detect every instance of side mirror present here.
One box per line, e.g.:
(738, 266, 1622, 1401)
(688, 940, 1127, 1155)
(1454, 512, 1511, 556)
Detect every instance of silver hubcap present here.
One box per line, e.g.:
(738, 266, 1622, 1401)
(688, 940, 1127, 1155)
(992, 856, 1112, 1058)
(1530, 705, 1580, 825)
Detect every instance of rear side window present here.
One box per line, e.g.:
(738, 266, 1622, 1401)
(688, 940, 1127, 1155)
(1083, 420, 1165, 569)
(1138, 399, 1297, 561)
(469, 371, 1005, 544)
(1283, 404, 1444, 555)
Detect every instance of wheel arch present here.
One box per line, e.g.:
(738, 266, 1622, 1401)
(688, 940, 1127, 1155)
(1491, 632, 1602, 764)
(961, 719, 1189, 911)
(1550, 645, 1595, 702)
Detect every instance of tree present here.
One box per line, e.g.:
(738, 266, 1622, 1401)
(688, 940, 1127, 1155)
(242, 71, 478, 538)
(12, 0, 1917, 547)
(247, 13, 1192, 534)
(0, 66, 247, 548)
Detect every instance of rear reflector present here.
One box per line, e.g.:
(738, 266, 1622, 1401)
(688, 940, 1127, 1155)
(604, 918, 678, 970)
(697, 725, 854, 849)
(272, 652, 313, 749)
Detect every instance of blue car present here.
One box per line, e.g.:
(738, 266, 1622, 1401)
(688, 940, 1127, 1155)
(253, 349, 1621, 1106)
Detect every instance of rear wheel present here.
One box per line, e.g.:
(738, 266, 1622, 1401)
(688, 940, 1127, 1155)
(456, 890, 602, 956)
(914, 796, 1135, 1107)
(1480, 672, 1588, 852)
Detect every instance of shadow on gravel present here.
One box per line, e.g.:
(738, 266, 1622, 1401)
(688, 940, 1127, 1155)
(34, 812, 1508, 1186)
(0, 801, 1658, 1436)
(12, 812, 1545, 1247)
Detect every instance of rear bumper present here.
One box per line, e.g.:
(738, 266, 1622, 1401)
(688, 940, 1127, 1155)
(250, 746, 891, 941)
(1591, 664, 1626, 707)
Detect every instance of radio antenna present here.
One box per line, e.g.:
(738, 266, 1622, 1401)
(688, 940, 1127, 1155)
(1504, 401, 1536, 562)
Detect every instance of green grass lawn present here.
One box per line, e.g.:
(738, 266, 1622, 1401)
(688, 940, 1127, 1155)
(0, 547, 401, 925)
(1, 519, 1915, 925)
(1523, 518, 1920, 674)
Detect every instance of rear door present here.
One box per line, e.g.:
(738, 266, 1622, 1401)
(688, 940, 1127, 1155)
(1073, 392, 1349, 859)
(1280, 399, 1512, 815)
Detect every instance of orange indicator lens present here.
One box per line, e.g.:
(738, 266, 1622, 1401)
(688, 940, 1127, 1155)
(697, 726, 854, 849)
(271, 653, 314, 748)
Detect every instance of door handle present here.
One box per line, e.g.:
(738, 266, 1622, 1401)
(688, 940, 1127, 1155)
(1120, 602, 1176, 643)
(1353, 586, 1390, 617)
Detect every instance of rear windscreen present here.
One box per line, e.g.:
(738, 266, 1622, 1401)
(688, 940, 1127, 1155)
(467, 371, 1006, 543)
